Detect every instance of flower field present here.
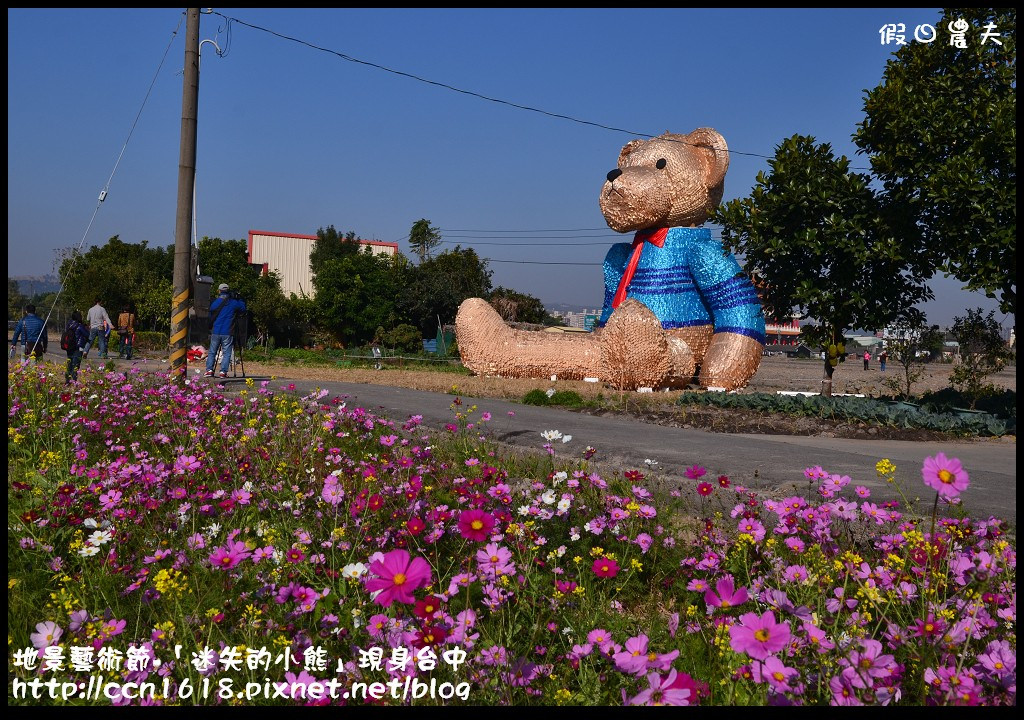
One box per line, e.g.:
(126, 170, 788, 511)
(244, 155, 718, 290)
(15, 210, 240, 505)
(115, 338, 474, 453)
(7, 363, 1016, 706)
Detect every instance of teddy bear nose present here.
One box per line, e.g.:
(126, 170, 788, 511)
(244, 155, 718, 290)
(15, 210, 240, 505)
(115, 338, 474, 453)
(606, 168, 623, 183)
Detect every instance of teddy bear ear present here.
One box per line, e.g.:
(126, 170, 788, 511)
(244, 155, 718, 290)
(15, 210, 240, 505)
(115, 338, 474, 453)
(683, 127, 730, 190)
(617, 139, 647, 167)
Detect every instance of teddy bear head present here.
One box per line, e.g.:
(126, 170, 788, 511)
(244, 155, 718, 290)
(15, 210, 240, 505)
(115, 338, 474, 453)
(599, 128, 730, 233)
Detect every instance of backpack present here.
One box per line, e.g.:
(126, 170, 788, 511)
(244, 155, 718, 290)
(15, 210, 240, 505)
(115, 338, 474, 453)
(61, 324, 77, 354)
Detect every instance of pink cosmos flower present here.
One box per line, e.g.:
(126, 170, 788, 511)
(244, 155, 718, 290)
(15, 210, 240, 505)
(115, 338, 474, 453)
(696, 482, 714, 496)
(613, 634, 653, 675)
(321, 483, 345, 505)
(209, 540, 252, 570)
(457, 509, 495, 542)
(365, 549, 432, 607)
(685, 465, 707, 480)
(592, 557, 620, 578)
(753, 656, 799, 693)
(476, 543, 516, 578)
(922, 452, 969, 499)
(729, 611, 792, 660)
(737, 518, 766, 542)
(30, 621, 63, 649)
(704, 574, 749, 610)
(628, 670, 692, 706)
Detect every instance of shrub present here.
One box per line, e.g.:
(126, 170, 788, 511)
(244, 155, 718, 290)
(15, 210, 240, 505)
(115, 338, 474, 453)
(522, 389, 549, 406)
(549, 390, 586, 407)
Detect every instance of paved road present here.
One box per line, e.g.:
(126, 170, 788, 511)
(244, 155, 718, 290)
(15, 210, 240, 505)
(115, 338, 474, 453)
(21, 350, 1016, 523)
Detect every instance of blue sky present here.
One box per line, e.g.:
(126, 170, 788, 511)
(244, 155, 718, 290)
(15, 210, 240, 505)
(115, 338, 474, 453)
(7, 8, 1009, 329)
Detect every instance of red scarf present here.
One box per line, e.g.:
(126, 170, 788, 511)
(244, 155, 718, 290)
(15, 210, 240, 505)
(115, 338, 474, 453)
(611, 227, 669, 309)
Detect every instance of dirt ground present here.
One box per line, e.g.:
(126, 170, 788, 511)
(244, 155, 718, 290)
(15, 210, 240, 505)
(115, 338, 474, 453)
(241, 355, 1016, 442)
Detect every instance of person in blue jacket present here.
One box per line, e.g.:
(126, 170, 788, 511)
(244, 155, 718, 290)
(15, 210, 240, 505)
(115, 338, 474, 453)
(10, 304, 47, 363)
(205, 283, 247, 378)
(64, 310, 91, 384)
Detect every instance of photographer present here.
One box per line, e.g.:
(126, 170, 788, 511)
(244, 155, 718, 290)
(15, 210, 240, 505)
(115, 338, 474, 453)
(204, 283, 247, 378)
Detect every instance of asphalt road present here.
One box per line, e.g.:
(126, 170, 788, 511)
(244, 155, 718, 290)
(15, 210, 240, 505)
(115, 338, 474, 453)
(21, 349, 1017, 523)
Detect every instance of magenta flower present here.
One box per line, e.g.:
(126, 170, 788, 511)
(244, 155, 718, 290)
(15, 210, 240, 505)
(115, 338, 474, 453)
(921, 452, 969, 499)
(592, 557, 620, 578)
(628, 670, 692, 706)
(208, 540, 252, 570)
(729, 611, 792, 660)
(476, 543, 516, 578)
(685, 465, 707, 480)
(753, 656, 799, 693)
(457, 509, 495, 542)
(30, 621, 63, 649)
(365, 549, 431, 607)
(704, 574, 749, 610)
(613, 634, 652, 675)
(321, 483, 345, 505)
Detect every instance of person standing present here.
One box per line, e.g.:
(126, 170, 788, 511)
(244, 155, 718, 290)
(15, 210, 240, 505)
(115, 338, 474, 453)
(63, 310, 90, 384)
(84, 298, 113, 359)
(205, 283, 247, 378)
(117, 305, 136, 359)
(863, 350, 871, 371)
(10, 304, 47, 363)
(879, 349, 887, 372)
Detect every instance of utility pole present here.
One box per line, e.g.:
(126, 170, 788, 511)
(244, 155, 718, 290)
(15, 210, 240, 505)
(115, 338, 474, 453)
(170, 8, 200, 381)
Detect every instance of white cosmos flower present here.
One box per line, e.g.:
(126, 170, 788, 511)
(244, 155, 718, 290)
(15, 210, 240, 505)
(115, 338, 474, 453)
(341, 562, 368, 580)
(83, 518, 98, 529)
(557, 498, 571, 512)
(540, 430, 563, 441)
(88, 530, 113, 546)
(518, 505, 531, 516)
(541, 490, 556, 505)
(552, 471, 568, 486)
(78, 545, 100, 557)
(562, 435, 573, 443)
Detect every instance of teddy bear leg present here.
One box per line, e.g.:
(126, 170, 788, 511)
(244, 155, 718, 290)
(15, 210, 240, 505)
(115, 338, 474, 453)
(699, 333, 764, 390)
(455, 298, 601, 380)
(663, 336, 697, 388)
(599, 298, 672, 390)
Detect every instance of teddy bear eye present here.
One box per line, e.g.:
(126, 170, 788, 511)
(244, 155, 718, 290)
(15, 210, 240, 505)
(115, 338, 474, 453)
(656, 158, 667, 170)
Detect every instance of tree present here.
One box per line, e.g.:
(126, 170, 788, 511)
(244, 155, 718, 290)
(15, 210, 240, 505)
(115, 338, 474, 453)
(8, 280, 27, 321)
(881, 309, 944, 399)
(854, 7, 1016, 321)
(399, 246, 492, 336)
(309, 226, 361, 277)
(408, 218, 441, 264)
(949, 307, 1012, 408)
(312, 251, 408, 346)
(56, 236, 174, 330)
(714, 135, 933, 396)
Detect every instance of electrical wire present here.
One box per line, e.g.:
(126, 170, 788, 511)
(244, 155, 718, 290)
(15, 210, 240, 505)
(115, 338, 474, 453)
(207, 10, 875, 170)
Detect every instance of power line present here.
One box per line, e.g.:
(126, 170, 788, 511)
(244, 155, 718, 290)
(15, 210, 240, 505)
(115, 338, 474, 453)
(207, 10, 875, 170)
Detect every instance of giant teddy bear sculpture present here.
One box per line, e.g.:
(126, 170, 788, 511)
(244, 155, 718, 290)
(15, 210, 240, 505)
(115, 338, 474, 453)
(455, 128, 765, 391)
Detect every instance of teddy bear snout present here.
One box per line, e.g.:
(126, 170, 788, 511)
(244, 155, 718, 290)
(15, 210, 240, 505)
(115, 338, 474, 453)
(606, 168, 623, 183)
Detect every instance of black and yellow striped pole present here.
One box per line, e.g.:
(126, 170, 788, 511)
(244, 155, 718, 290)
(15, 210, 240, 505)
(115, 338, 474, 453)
(170, 8, 200, 381)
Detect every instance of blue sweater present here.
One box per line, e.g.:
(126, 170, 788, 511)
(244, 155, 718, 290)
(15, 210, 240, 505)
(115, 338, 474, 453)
(209, 294, 247, 335)
(11, 313, 45, 345)
(598, 227, 766, 343)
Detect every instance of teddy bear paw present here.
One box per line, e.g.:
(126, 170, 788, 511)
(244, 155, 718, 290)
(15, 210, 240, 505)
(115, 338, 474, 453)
(599, 299, 672, 390)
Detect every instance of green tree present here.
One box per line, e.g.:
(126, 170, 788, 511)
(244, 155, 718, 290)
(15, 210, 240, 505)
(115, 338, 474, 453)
(714, 135, 933, 396)
(408, 218, 442, 264)
(309, 226, 361, 278)
(8, 280, 28, 322)
(399, 246, 492, 336)
(881, 309, 945, 399)
(854, 7, 1016, 321)
(949, 307, 1012, 408)
(57, 236, 174, 330)
(312, 251, 408, 346)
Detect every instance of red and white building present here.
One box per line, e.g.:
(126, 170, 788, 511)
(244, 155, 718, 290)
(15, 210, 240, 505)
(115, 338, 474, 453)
(247, 230, 398, 299)
(764, 316, 802, 346)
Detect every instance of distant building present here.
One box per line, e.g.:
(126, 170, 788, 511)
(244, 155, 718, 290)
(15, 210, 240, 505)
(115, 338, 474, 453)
(548, 308, 600, 330)
(247, 230, 398, 299)
(764, 316, 802, 347)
